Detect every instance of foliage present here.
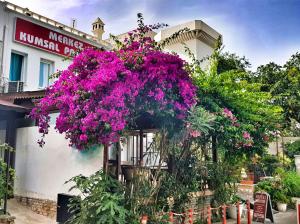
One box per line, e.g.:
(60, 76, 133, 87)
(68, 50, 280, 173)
(254, 62, 284, 92)
(255, 178, 287, 205)
(0, 143, 15, 204)
(285, 140, 300, 161)
(216, 51, 251, 74)
(207, 162, 240, 206)
(66, 170, 135, 224)
(255, 168, 300, 205)
(260, 154, 283, 176)
(30, 14, 196, 149)
(254, 53, 300, 124)
(189, 45, 282, 162)
(273, 191, 289, 204)
(186, 106, 215, 137)
(279, 169, 300, 198)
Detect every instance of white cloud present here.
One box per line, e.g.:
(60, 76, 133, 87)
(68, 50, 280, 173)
(5, 0, 298, 69)
(6, 0, 95, 18)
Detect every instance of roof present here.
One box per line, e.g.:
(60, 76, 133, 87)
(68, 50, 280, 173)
(0, 99, 28, 112)
(154, 20, 222, 48)
(0, 90, 45, 101)
(93, 17, 105, 25)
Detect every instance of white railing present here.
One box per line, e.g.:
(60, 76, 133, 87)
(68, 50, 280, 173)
(7, 81, 24, 93)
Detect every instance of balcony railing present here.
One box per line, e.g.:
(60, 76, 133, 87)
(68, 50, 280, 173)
(7, 81, 24, 93)
(0, 77, 24, 93)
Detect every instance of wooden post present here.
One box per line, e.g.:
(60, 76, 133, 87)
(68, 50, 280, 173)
(103, 144, 108, 173)
(207, 206, 211, 224)
(212, 135, 217, 162)
(222, 205, 226, 224)
(4, 111, 16, 213)
(188, 209, 193, 224)
(237, 201, 241, 224)
(141, 215, 148, 224)
(247, 200, 252, 224)
(169, 211, 174, 223)
(139, 130, 143, 166)
(116, 141, 121, 180)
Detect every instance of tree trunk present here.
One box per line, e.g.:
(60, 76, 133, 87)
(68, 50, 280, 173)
(212, 135, 217, 163)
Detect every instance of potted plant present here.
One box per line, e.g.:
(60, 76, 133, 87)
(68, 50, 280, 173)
(228, 195, 244, 219)
(273, 190, 289, 212)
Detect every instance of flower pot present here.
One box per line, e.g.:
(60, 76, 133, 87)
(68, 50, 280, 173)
(295, 155, 300, 175)
(277, 202, 287, 212)
(228, 203, 244, 219)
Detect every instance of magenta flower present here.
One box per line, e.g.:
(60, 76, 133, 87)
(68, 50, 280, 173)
(30, 38, 197, 149)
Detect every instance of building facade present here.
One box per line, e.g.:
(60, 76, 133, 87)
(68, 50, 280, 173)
(0, 0, 221, 218)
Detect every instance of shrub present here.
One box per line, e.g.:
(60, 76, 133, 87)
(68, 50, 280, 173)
(66, 170, 136, 224)
(282, 171, 300, 197)
(285, 140, 300, 163)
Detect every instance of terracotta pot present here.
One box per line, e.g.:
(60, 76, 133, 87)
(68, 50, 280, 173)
(277, 202, 287, 212)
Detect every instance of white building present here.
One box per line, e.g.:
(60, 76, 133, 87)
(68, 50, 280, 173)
(0, 0, 221, 218)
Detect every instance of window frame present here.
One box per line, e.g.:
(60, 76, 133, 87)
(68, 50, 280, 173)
(39, 59, 54, 89)
(9, 50, 27, 83)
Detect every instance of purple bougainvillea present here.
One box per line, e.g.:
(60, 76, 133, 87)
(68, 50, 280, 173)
(30, 32, 197, 149)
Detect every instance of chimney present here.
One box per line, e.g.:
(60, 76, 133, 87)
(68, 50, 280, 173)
(92, 17, 105, 41)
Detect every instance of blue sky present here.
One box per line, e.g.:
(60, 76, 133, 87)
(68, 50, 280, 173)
(7, 0, 300, 69)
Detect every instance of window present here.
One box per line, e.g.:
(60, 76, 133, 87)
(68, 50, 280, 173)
(9, 52, 24, 81)
(39, 60, 54, 88)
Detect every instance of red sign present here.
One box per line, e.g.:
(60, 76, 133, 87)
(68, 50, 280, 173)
(297, 202, 300, 224)
(14, 18, 95, 57)
(253, 193, 268, 223)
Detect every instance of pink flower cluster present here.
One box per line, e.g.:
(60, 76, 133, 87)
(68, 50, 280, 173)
(223, 108, 239, 126)
(31, 43, 196, 149)
(186, 122, 202, 138)
(222, 108, 253, 148)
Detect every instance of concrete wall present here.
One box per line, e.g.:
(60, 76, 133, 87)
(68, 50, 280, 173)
(268, 137, 300, 155)
(0, 7, 69, 91)
(0, 3, 102, 91)
(162, 39, 213, 69)
(14, 125, 103, 201)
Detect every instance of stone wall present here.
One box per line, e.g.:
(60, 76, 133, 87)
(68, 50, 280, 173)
(0, 215, 15, 224)
(14, 196, 57, 219)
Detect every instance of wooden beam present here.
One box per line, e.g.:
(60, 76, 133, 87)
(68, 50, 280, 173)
(212, 135, 217, 163)
(116, 141, 121, 180)
(139, 130, 143, 166)
(103, 144, 108, 173)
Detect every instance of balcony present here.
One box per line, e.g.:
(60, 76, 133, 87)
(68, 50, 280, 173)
(0, 78, 24, 93)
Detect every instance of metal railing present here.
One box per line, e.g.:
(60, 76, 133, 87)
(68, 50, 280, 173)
(0, 77, 24, 93)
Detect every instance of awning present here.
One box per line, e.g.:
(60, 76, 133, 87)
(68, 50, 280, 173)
(0, 99, 29, 112)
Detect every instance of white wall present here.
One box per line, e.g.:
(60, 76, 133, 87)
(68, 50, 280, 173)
(268, 137, 300, 155)
(14, 125, 103, 201)
(0, 3, 102, 92)
(163, 39, 213, 69)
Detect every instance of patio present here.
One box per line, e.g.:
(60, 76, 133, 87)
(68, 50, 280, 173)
(7, 199, 55, 224)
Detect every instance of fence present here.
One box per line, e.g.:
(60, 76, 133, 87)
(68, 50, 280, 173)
(141, 200, 252, 224)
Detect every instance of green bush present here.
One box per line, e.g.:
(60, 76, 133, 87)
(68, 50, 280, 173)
(0, 143, 15, 205)
(261, 154, 282, 176)
(286, 140, 300, 162)
(66, 170, 136, 224)
(255, 168, 300, 206)
(282, 171, 300, 197)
